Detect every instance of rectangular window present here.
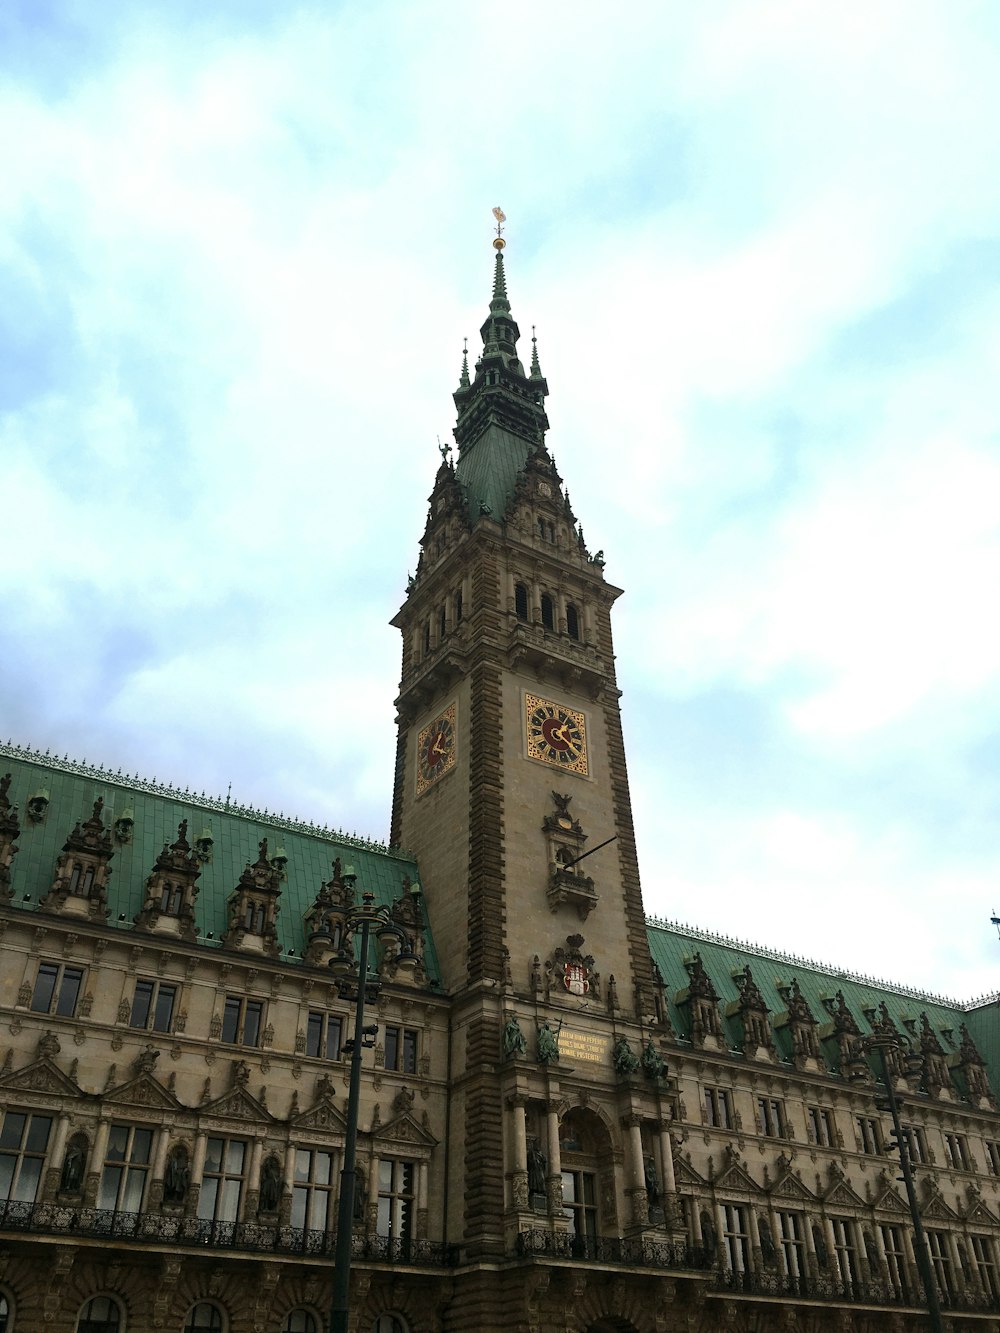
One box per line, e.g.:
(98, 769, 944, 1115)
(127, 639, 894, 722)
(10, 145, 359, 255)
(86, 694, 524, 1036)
(221, 996, 264, 1047)
(972, 1235, 1000, 1300)
(757, 1096, 785, 1138)
(561, 1168, 598, 1255)
(856, 1116, 883, 1155)
(880, 1224, 910, 1301)
(926, 1229, 955, 1298)
(807, 1106, 834, 1147)
(306, 1012, 343, 1061)
(30, 962, 84, 1017)
(291, 1148, 336, 1233)
(130, 979, 177, 1033)
(900, 1125, 927, 1166)
(721, 1203, 750, 1273)
(98, 1124, 153, 1213)
(703, 1087, 733, 1130)
(384, 1026, 418, 1074)
(985, 1140, 1000, 1176)
(378, 1159, 415, 1246)
(0, 1111, 53, 1204)
(831, 1217, 860, 1290)
(198, 1136, 247, 1224)
(944, 1132, 970, 1171)
(777, 1210, 806, 1284)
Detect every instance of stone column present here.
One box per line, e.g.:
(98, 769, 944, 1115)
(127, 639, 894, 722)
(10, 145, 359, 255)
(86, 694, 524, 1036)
(417, 1160, 428, 1238)
(83, 1118, 112, 1206)
(280, 1142, 297, 1226)
(746, 1204, 763, 1271)
(508, 1094, 529, 1210)
(545, 1102, 563, 1214)
(42, 1113, 72, 1200)
(147, 1125, 173, 1209)
(623, 1114, 648, 1227)
(366, 1152, 380, 1233)
(244, 1138, 264, 1219)
(187, 1130, 208, 1218)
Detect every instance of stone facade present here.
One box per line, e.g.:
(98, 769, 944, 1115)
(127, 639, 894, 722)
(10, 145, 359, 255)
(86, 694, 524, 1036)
(0, 250, 999, 1333)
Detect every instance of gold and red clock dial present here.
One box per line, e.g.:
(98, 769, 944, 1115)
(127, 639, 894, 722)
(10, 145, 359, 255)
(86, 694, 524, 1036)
(416, 702, 457, 795)
(524, 693, 589, 776)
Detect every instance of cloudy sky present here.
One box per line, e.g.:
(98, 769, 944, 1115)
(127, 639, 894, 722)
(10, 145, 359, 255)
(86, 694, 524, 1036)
(2, 1, 999, 1000)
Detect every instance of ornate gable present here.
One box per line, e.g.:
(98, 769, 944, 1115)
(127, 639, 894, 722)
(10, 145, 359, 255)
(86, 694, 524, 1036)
(202, 1086, 274, 1125)
(824, 1179, 866, 1209)
(105, 1071, 180, 1111)
(964, 1198, 999, 1226)
(768, 1169, 815, 1204)
(375, 1110, 438, 1152)
(713, 1148, 761, 1196)
(871, 1183, 910, 1215)
(0, 1057, 81, 1098)
(674, 1155, 706, 1188)
(292, 1098, 347, 1134)
(921, 1192, 959, 1223)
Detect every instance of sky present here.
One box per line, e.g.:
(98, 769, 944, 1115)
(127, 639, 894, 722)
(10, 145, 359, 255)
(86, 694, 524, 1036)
(2, 0, 999, 1001)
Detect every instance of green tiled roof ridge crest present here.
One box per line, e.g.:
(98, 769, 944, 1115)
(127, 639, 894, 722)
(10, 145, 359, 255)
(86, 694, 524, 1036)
(0, 739, 413, 862)
(646, 912, 971, 1010)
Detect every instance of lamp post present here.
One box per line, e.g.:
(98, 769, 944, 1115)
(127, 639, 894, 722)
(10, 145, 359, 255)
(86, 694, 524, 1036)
(869, 1033, 944, 1333)
(327, 878, 409, 1333)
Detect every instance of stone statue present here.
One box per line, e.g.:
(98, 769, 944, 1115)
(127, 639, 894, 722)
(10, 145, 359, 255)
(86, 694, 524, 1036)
(758, 1215, 776, 1264)
(60, 1139, 86, 1192)
(643, 1155, 660, 1206)
(260, 1156, 282, 1212)
(352, 1173, 367, 1221)
(612, 1036, 640, 1077)
(502, 1015, 526, 1057)
(813, 1223, 829, 1270)
(527, 1138, 547, 1195)
(164, 1147, 190, 1204)
(536, 1022, 559, 1064)
(700, 1208, 716, 1255)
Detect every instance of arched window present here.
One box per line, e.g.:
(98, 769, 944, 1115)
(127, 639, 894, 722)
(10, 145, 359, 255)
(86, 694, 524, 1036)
(76, 1295, 122, 1333)
(282, 1312, 318, 1333)
(183, 1304, 224, 1332)
(0, 1293, 10, 1333)
(514, 584, 529, 621)
(373, 1316, 409, 1333)
(566, 604, 580, 641)
(540, 594, 555, 631)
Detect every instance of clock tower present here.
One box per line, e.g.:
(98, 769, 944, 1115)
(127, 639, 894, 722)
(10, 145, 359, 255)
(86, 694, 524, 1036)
(390, 231, 660, 1261)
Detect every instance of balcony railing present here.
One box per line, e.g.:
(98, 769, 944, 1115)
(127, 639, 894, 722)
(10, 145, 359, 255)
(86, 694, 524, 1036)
(516, 1229, 711, 1270)
(715, 1267, 1000, 1314)
(0, 1200, 457, 1267)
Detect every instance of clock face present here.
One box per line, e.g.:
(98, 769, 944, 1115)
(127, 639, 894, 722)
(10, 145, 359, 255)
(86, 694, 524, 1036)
(524, 694, 589, 776)
(416, 703, 457, 795)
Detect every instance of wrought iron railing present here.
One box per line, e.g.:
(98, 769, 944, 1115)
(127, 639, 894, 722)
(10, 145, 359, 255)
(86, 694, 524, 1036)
(715, 1266, 1000, 1314)
(0, 1201, 457, 1266)
(516, 1229, 711, 1270)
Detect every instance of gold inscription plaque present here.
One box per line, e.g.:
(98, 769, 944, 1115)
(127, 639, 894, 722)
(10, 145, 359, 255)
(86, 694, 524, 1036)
(559, 1029, 610, 1064)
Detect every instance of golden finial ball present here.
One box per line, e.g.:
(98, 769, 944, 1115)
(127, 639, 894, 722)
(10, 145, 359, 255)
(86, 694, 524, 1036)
(493, 237, 506, 251)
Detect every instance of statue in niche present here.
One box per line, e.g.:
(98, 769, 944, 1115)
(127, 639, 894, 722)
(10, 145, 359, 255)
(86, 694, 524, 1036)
(502, 1015, 526, 1057)
(352, 1174, 367, 1222)
(527, 1138, 547, 1196)
(60, 1137, 87, 1192)
(813, 1224, 829, 1270)
(758, 1214, 776, 1265)
(164, 1146, 190, 1204)
(699, 1209, 716, 1255)
(643, 1155, 660, 1206)
(536, 1022, 559, 1064)
(612, 1036, 640, 1077)
(259, 1156, 282, 1212)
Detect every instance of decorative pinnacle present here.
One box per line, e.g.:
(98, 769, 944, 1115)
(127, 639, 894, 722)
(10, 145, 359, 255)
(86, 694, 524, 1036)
(530, 325, 542, 377)
(492, 205, 506, 251)
(459, 337, 470, 389)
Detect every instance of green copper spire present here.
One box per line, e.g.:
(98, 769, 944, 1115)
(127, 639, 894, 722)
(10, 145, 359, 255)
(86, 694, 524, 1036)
(458, 338, 470, 390)
(492, 250, 508, 304)
(530, 326, 544, 381)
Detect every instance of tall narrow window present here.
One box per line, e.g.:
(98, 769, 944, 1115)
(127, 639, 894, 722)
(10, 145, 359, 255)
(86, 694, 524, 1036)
(807, 1106, 834, 1147)
(926, 1230, 956, 1298)
(98, 1124, 153, 1212)
(423, 621, 430, 654)
(540, 593, 555, 631)
(944, 1133, 971, 1170)
(880, 1224, 910, 1301)
(378, 1159, 415, 1249)
(198, 1137, 247, 1225)
(384, 1026, 418, 1073)
(291, 1148, 336, 1234)
(721, 1203, 750, 1273)
(831, 1217, 860, 1291)
(777, 1211, 806, 1286)
(703, 1087, 732, 1129)
(31, 962, 84, 1017)
(514, 583, 529, 621)
(439, 605, 447, 639)
(221, 996, 264, 1047)
(757, 1097, 785, 1137)
(561, 1169, 598, 1256)
(130, 979, 176, 1033)
(454, 587, 463, 623)
(856, 1116, 883, 1154)
(972, 1235, 1000, 1300)
(159, 882, 184, 915)
(566, 604, 580, 640)
(306, 1012, 343, 1060)
(0, 1111, 52, 1203)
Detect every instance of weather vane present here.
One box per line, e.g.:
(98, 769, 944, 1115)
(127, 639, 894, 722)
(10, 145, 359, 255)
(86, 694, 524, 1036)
(492, 205, 506, 251)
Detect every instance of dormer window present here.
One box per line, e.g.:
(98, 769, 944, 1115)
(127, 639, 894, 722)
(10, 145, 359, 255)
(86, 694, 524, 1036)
(541, 594, 555, 631)
(243, 901, 267, 933)
(567, 604, 580, 640)
(159, 883, 183, 916)
(515, 583, 529, 621)
(68, 864, 95, 897)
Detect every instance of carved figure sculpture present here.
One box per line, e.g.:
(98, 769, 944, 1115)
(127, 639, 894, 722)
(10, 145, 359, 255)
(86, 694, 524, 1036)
(260, 1156, 282, 1212)
(502, 1015, 527, 1057)
(164, 1146, 190, 1204)
(527, 1138, 547, 1195)
(536, 1022, 559, 1064)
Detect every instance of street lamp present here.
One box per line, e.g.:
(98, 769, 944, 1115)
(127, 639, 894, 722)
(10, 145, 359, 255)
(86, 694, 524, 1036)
(326, 877, 411, 1333)
(868, 1032, 944, 1333)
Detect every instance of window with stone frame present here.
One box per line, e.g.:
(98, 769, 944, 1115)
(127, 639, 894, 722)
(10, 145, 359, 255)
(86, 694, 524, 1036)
(197, 1136, 248, 1225)
(926, 1229, 956, 1299)
(291, 1147, 336, 1234)
(0, 1110, 52, 1203)
(831, 1217, 861, 1290)
(372, 1317, 409, 1333)
(777, 1210, 806, 1284)
(220, 995, 264, 1047)
(879, 1224, 910, 1301)
(184, 1304, 224, 1332)
(384, 1025, 418, 1074)
(97, 1124, 153, 1213)
(972, 1235, 1000, 1301)
(856, 1115, 883, 1155)
(129, 978, 177, 1033)
(540, 592, 555, 630)
(985, 1140, 1000, 1176)
(943, 1131, 972, 1171)
(158, 880, 184, 915)
(514, 583, 529, 621)
(30, 961, 84, 1017)
(807, 1105, 835, 1147)
(377, 1158, 415, 1248)
(562, 1168, 598, 1256)
(721, 1203, 750, 1273)
(75, 1294, 122, 1333)
(282, 1313, 320, 1333)
(566, 603, 580, 640)
(305, 1011, 342, 1060)
(0, 1293, 8, 1333)
(703, 1086, 733, 1129)
(756, 1096, 785, 1138)
(900, 1124, 927, 1166)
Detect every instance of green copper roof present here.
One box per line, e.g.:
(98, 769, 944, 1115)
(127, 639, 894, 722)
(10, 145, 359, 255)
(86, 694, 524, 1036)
(455, 423, 536, 520)
(647, 915, 990, 1085)
(1, 745, 440, 984)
